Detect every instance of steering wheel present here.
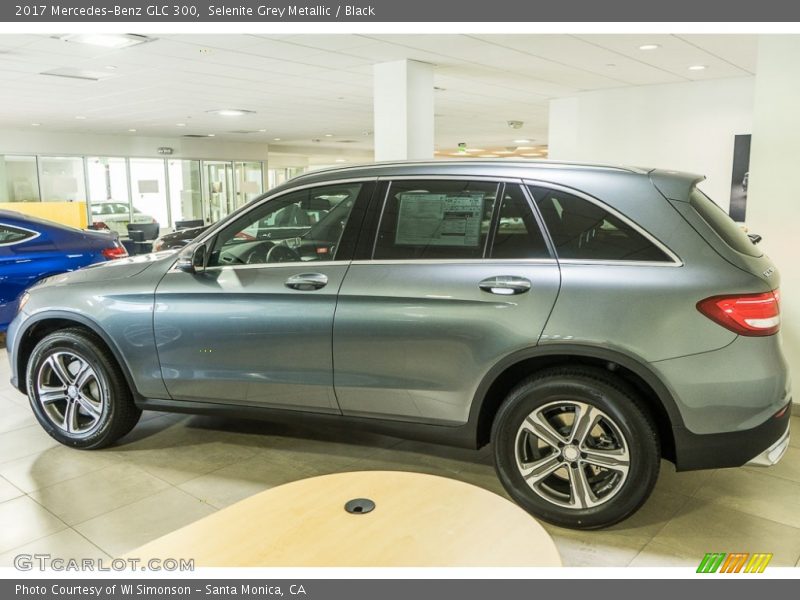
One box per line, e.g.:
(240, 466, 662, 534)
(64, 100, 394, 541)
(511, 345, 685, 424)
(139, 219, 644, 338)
(265, 244, 302, 263)
(244, 244, 271, 264)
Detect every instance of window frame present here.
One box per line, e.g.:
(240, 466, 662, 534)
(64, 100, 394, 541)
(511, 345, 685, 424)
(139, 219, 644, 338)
(0, 222, 40, 247)
(523, 180, 682, 267)
(182, 178, 376, 272)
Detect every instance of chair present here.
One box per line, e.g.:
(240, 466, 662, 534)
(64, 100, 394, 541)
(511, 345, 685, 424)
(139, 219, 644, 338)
(127, 222, 160, 255)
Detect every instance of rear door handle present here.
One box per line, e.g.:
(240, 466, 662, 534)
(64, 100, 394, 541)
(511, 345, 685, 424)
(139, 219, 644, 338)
(285, 272, 328, 291)
(478, 276, 531, 295)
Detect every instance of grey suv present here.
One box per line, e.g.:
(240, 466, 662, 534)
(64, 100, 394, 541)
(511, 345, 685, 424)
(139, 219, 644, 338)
(6, 161, 792, 529)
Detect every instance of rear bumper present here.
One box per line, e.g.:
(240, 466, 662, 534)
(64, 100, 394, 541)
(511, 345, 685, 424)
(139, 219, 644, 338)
(673, 400, 791, 471)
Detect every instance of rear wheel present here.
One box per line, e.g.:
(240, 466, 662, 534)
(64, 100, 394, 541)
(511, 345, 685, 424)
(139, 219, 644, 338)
(492, 367, 660, 529)
(26, 328, 141, 449)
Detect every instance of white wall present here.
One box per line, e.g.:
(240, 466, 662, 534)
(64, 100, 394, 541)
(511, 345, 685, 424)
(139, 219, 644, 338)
(548, 77, 755, 211)
(747, 36, 800, 399)
(0, 129, 269, 161)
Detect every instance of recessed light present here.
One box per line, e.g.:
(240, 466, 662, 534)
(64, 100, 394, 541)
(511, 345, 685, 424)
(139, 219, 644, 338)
(521, 153, 543, 157)
(324, 133, 334, 137)
(105, 65, 118, 71)
(335, 159, 347, 163)
(479, 155, 499, 158)
(688, 65, 707, 71)
(258, 129, 267, 132)
(57, 34, 155, 49)
(207, 134, 215, 137)
(31, 123, 40, 127)
(516, 146, 536, 150)
(128, 128, 137, 132)
(273, 138, 281, 141)
(465, 148, 486, 153)
(75, 116, 86, 120)
(513, 139, 532, 144)
(176, 123, 186, 127)
(208, 109, 255, 117)
(639, 44, 661, 51)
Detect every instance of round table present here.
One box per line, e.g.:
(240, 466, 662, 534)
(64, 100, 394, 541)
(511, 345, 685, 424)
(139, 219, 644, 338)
(125, 470, 562, 567)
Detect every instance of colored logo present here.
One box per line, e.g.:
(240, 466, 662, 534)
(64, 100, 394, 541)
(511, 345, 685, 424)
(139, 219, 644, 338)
(697, 552, 773, 573)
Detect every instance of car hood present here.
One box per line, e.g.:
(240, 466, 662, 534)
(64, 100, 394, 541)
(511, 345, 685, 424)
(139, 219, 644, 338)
(32, 252, 173, 289)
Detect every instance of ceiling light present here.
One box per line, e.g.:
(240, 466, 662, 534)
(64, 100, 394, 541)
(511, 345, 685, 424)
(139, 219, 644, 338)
(335, 159, 347, 163)
(324, 133, 334, 137)
(75, 116, 86, 120)
(496, 150, 514, 155)
(207, 134, 215, 137)
(521, 153, 543, 157)
(688, 65, 707, 71)
(176, 123, 186, 127)
(57, 34, 155, 49)
(258, 129, 267, 132)
(516, 146, 536, 150)
(479, 154, 499, 158)
(273, 138, 281, 141)
(513, 139, 532, 144)
(31, 123, 40, 127)
(449, 152, 464, 157)
(465, 148, 485, 153)
(105, 65, 118, 71)
(639, 44, 661, 51)
(128, 128, 137, 132)
(208, 109, 255, 117)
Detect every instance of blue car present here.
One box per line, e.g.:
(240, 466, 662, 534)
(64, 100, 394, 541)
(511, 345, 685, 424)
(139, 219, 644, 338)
(0, 210, 128, 330)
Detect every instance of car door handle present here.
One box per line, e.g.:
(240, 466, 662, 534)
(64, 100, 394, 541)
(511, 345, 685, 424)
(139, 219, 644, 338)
(285, 272, 328, 291)
(478, 276, 531, 295)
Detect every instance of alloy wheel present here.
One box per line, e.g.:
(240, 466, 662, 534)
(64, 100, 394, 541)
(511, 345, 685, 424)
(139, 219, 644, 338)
(35, 351, 106, 436)
(514, 400, 630, 510)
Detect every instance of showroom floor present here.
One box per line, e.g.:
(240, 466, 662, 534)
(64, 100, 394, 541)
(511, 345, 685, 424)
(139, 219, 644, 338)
(0, 348, 798, 568)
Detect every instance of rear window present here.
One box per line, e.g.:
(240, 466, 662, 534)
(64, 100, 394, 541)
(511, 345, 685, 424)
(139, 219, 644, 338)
(689, 189, 762, 258)
(0, 224, 36, 245)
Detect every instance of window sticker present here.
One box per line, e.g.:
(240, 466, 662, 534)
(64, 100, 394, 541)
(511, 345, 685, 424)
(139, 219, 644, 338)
(395, 192, 485, 247)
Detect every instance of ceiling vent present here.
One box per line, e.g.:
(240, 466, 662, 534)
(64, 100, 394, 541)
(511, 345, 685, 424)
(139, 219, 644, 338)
(182, 134, 210, 138)
(228, 130, 259, 134)
(336, 140, 358, 144)
(40, 68, 115, 82)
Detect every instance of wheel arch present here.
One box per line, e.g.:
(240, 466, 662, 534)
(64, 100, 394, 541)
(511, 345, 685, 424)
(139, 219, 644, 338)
(14, 311, 139, 400)
(470, 344, 682, 462)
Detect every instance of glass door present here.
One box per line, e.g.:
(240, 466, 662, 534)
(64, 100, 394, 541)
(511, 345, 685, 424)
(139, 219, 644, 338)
(203, 161, 234, 224)
(233, 161, 263, 209)
(87, 157, 130, 236)
(168, 159, 203, 226)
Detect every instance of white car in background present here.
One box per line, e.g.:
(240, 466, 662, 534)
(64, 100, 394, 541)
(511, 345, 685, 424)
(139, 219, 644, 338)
(91, 202, 156, 227)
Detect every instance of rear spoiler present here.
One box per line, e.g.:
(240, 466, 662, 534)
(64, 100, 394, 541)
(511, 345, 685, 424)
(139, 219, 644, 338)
(649, 169, 706, 202)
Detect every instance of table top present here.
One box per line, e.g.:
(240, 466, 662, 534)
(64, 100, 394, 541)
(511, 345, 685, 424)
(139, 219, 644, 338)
(125, 470, 562, 567)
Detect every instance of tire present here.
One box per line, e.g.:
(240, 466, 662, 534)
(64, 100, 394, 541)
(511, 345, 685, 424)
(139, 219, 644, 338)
(26, 328, 141, 449)
(492, 366, 660, 529)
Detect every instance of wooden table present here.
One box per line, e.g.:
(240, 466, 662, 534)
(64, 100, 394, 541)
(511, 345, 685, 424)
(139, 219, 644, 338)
(126, 470, 562, 567)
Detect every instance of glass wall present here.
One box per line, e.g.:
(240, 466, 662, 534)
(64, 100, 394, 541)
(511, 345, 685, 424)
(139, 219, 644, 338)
(38, 156, 86, 202)
(267, 167, 304, 190)
(168, 159, 203, 225)
(0, 155, 40, 202)
(234, 161, 264, 208)
(87, 157, 131, 236)
(129, 158, 169, 228)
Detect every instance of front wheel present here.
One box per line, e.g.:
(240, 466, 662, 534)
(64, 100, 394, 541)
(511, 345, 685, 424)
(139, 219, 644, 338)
(26, 328, 141, 449)
(492, 367, 660, 529)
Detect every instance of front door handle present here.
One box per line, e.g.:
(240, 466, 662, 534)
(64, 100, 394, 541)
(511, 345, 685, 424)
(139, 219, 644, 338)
(478, 276, 531, 295)
(285, 273, 328, 291)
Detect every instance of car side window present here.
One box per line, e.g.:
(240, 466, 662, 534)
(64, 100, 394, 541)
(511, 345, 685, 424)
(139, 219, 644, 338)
(490, 185, 550, 259)
(207, 183, 361, 267)
(0, 224, 36, 245)
(529, 186, 672, 262)
(374, 180, 498, 260)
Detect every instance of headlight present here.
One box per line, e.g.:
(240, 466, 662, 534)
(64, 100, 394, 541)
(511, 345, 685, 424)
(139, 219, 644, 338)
(18, 292, 30, 313)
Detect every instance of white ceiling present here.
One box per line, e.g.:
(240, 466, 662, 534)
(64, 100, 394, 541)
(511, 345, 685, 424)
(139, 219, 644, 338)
(0, 33, 758, 158)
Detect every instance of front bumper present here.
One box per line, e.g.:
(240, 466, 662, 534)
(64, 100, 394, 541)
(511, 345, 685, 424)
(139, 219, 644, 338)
(746, 424, 791, 467)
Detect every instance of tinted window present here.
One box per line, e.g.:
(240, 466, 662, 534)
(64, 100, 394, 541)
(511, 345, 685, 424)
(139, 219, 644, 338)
(529, 186, 671, 262)
(208, 183, 361, 267)
(0, 224, 35, 245)
(490, 185, 549, 259)
(374, 180, 498, 260)
(689, 188, 762, 258)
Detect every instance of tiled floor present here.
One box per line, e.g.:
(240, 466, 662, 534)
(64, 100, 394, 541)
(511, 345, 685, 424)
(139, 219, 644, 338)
(0, 345, 798, 567)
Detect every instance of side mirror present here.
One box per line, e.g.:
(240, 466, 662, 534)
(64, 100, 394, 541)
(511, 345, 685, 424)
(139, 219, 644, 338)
(176, 244, 207, 273)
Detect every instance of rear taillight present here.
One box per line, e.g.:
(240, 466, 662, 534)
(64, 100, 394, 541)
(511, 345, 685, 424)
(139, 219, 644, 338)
(102, 245, 128, 260)
(697, 290, 781, 336)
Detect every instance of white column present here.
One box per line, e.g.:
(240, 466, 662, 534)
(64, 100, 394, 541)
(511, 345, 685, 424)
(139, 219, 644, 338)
(373, 60, 434, 162)
(748, 35, 800, 402)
